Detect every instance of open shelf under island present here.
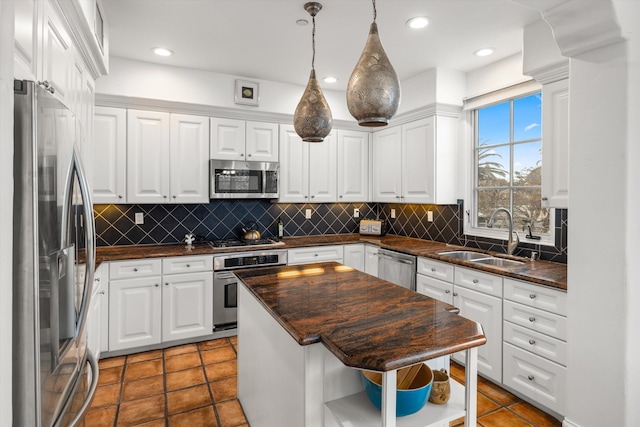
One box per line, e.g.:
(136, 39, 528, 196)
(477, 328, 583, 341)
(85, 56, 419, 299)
(235, 262, 487, 427)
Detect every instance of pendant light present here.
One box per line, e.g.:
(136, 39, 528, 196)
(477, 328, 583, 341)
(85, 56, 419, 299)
(346, 0, 400, 127)
(294, 2, 333, 142)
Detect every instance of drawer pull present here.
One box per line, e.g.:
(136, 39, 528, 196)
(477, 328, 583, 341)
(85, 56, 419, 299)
(445, 290, 451, 294)
(186, 264, 190, 268)
(529, 294, 537, 299)
(472, 279, 479, 284)
(165, 283, 169, 286)
(453, 292, 458, 297)
(529, 317, 536, 323)
(529, 339, 536, 345)
(154, 283, 159, 287)
(133, 268, 138, 272)
(431, 268, 436, 272)
(95, 277, 100, 282)
(528, 375, 535, 381)
(314, 253, 318, 257)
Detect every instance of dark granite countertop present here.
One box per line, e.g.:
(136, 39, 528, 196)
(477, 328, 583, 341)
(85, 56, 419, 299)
(235, 261, 487, 372)
(96, 234, 567, 291)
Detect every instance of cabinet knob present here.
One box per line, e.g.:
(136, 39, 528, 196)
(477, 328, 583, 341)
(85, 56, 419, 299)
(99, 290, 105, 295)
(240, 153, 244, 157)
(163, 195, 167, 199)
(529, 339, 536, 345)
(186, 264, 190, 268)
(472, 279, 479, 284)
(95, 277, 101, 282)
(529, 294, 537, 299)
(396, 196, 401, 199)
(445, 290, 451, 294)
(314, 253, 318, 257)
(118, 195, 123, 199)
(311, 195, 315, 198)
(453, 292, 458, 297)
(155, 283, 159, 287)
(173, 195, 177, 199)
(431, 268, 436, 272)
(247, 154, 252, 157)
(529, 317, 536, 322)
(165, 283, 169, 286)
(527, 375, 535, 381)
(339, 195, 343, 198)
(542, 197, 548, 201)
(133, 268, 138, 272)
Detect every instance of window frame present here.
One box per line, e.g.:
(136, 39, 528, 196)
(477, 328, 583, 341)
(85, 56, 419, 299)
(464, 88, 556, 247)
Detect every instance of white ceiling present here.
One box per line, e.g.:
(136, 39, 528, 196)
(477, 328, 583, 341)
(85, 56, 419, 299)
(102, 0, 543, 92)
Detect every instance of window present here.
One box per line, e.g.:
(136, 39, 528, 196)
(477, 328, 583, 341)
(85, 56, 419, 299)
(469, 91, 552, 242)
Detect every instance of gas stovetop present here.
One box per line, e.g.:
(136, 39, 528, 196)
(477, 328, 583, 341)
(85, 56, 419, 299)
(208, 238, 285, 248)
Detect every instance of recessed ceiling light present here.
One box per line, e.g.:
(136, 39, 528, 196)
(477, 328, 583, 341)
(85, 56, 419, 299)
(152, 47, 173, 57)
(323, 76, 338, 84)
(296, 19, 309, 26)
(474, 47, 494, 57)
(406, 16, 429, 29)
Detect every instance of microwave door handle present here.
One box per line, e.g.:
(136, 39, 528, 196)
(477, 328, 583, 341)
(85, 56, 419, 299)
(262, 166, 267, 195)
(72, 149, 96, 340)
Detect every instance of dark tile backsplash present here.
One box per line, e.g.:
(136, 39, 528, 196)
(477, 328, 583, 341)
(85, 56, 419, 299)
(94, 200, 567, 263)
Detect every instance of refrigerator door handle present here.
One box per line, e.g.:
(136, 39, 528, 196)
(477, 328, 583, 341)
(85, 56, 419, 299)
(72, 148, 96, 339)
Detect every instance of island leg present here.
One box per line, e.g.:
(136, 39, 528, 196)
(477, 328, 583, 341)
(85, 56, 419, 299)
(381, 370, 397, 427)
(464, 347, 478, 426)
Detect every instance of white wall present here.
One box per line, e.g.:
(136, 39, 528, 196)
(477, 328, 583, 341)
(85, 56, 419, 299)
(97, 57, 353, 121)
(0, 0, 14, 420)
(465, 53, 531, 99)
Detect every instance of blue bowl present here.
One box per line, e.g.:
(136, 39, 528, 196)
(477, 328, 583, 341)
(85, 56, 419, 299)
(361, 364, 434, 417)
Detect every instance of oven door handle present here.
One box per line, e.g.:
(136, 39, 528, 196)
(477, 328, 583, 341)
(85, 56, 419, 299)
(215, 271, 237, 280)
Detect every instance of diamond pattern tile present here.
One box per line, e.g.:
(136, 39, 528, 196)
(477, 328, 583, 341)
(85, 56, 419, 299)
(93, 200, 567, 263)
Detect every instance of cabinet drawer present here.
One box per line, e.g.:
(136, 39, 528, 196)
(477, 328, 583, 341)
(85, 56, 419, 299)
(163, 255, 213, 274)
(454, 266, 503, 298)
(504, 278, 567, 316)
(417, 257, 454, 282)
(504, 300, 567, 341)
(109, 258, 162, 279)
(288, 246, 344, 265)
(504, 321, 568, 366)
(416, 274, 454, 304)
(503, 343, 566, 415)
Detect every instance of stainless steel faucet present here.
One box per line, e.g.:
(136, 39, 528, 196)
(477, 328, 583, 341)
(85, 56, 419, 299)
(487, 208, 519, 255)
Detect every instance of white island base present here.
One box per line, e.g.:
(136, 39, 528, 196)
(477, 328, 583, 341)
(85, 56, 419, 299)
(238, 283, 479, 427)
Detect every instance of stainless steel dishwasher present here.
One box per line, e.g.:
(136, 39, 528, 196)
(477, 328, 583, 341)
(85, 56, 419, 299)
(377, 248, 417, 290)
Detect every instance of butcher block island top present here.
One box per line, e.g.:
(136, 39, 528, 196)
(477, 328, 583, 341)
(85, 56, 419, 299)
(235, 261, 486, 372)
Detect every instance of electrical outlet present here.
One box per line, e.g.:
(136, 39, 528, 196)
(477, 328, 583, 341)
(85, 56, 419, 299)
(427, 211, 433, 222)
(135, 212, 144, 224)
(391, 209, 396, 219)
(353, 208, 360, 218)
(305, 208, 312, 219)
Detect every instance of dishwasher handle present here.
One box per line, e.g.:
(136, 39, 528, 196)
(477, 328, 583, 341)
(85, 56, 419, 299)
(377, 252, 415, 265)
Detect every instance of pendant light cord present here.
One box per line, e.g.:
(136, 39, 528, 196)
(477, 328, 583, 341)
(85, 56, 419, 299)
(312, 14, 316, 70)
(372, 0, 377, 22)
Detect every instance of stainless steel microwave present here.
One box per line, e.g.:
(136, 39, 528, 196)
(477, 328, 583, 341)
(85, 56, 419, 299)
(210, 160, 279, 199)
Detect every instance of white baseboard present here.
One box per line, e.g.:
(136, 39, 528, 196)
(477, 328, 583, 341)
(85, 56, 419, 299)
(563, 418, 581, 427)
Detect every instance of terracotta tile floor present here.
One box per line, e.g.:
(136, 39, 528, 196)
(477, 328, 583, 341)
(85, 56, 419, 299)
(87, 338, 561, 427)
(86, 337, 247, 427)
(448, 361, 562, 427)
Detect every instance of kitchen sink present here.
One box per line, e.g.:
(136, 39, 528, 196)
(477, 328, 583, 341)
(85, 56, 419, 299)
(437, 251, 491, 261)
(471, 257, 524, 267)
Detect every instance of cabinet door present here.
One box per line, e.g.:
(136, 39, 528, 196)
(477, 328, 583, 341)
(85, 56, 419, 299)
(278, 125, 309, 203)
(337, 130, 369, 202)
(246, 121, 279, 162)
(416, 274, 454, 305)
(93, 107, 126, 203)
(402, 117, 435, 203)
(41, 0, 72, 105)
(343, 244, 365, 272)
(308, 132, 337, 203)
(170, 114, 210, 203)
(372, 126, 402, 202)
(210, 117, 246, 160)
(126, 110, 171, 203)
(453, 286, 503, 383)
(364, 245, 379, 277)
(542, 79, 569, 209)
(109, 276, 162, 351)
(14, 0, 38, 80)
(162, 272, 213, 342)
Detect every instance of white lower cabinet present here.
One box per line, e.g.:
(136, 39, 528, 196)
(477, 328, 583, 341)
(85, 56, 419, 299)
(107, 255, 214, 353)
(364, 244, 379, 277)
(343, 244, 365, 272)
(288, 245, 344, 265)
(87, 263, 108, 359)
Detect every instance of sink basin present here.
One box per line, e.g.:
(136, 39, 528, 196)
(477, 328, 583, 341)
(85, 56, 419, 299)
(471, 257, 524, 267)
(437, 251, 491, 261)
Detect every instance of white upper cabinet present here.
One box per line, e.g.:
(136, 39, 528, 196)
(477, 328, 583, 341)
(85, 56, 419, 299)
(127, 110, 171, 204)
(279, 125, 337, 203)
(169, 114, 210, 203)
(14, 0, 38, 80)
(127, 110, 209, 204)
(372, 116, 457, 204)
(93, 107, 127, 203)
(337, 130, 369, 202)
(542, 78, 569, 209)
(41, 0, 73, 106)
(210, 118, 278, 162)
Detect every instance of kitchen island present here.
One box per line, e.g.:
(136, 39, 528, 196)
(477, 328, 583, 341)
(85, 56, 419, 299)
(236, 262, 487, 427)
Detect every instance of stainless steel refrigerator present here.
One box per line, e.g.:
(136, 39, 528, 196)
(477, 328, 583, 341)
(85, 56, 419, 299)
(13, 80, 98, 426)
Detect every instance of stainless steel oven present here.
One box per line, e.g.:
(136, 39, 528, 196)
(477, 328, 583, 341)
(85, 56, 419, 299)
(213, 250, 287, 329)
(210, 159, 279, 199)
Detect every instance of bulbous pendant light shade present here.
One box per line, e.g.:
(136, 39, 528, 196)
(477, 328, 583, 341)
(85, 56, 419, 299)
(294, 69, 333, 142)
(294, 2, 333, 143)
(347, 22, 400, 127)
